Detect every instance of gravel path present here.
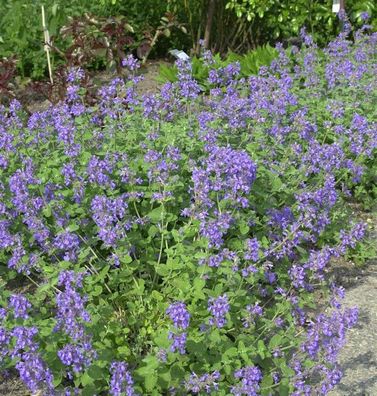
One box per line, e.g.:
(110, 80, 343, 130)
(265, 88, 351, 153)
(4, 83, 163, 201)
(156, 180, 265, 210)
(328, 213, 377, 396)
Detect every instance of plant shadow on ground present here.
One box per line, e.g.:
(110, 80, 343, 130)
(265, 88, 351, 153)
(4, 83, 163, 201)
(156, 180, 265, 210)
(0, 369, 28, 396)
(326, 204, 377, 289)
(327, 208, 377, 396)
(326, 258, 377, 289)
(334, 350, 377, 396)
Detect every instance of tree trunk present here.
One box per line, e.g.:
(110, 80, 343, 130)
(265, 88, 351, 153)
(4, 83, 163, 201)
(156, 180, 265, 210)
(203, 0, 216, 49)
(339, 0, 346, 31)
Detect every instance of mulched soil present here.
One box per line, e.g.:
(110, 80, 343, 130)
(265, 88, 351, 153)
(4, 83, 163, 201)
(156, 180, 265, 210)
(22, 59, 170, 114)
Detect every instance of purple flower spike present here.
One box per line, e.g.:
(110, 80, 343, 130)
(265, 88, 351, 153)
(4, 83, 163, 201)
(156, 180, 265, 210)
(166, 302, 190, 330)
(110, 361, 137, 396)
(208, 295, 230, 328)
(9, 295, 31, 319)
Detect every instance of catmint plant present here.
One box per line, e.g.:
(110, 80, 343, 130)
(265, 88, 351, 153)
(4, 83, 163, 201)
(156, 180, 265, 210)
(0, 18, 375, 394)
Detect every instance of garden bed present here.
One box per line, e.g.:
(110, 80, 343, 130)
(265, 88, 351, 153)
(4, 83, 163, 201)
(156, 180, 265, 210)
(0, 21, 376, 396)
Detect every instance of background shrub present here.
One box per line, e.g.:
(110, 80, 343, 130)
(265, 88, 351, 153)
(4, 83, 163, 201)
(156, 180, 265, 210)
(1, 0, 376, 79)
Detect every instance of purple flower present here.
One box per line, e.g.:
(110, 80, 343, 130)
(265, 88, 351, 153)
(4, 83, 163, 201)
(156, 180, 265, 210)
(301, 306, 358, 363)
(58, 341, 96, 374)
(208, 295, 230, 328)
(184, 371, 221, 394)
(200, 212, 233, 248)
(55, 271, 90, 341)
(231, 366, 263, 396)
(0, 308, 6, 321)
(122, 55, 140, 71)
(67, 67, 85, 83)
(289, 265, 307, 289)
(168, 331, 187, 354)
(243, 303, 263, 328)
(0, 327, 10, 362)
(91, 194, 130, 247)
(360, 12, 370, 21)
(265, 271, 277, 284)
(156, 348, 167, 363)
(338, 223, 366, 254)
(16, 352, 54, 395)
(11, 326, 39, 358)
(109, 361, 137, 396)
(166, 302, 190, 329)
(9, 294, 31, 319)
(54, 231, 80, 262)
(176, 59, 201, 99)
(244, 238, 260, 262)
(61, 163, 77, 186)
(87, 155, 115, 189)
(268, 207, 295, 230)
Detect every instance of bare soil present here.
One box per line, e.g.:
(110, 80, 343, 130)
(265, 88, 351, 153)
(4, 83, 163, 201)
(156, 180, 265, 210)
(20, 59, 171, 114)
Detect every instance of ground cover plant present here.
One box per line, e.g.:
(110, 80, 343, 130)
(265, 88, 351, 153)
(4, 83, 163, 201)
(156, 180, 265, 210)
(0, 14, 376, 395)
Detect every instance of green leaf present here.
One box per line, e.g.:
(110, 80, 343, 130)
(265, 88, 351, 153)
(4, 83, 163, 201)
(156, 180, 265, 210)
(81, 385, 97, 396)
(120, 254, 133, 264)
(148, 206, 163, 223)
(269, 334, 282, 349)
(279, 381, 290, 396)
(257, 340, 266, 359)
(80, 372, 94, 387)
(52, 372, 62, 387)
(145, 372, 158, 391)
(91, 285, 103, 296)
(260, 374, 273, 395)
(87, 364, 104, 381)
(239, 221, 250, 235)
(238, 340, 247, 354)
(68, 223, 79, 232)
(42, 206, 52, 218)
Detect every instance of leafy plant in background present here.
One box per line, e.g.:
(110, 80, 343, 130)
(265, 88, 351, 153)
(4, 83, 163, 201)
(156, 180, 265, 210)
(53, 14, 136, 72)
(0, 57, 17, 102)
(0, 0, 187, 80)
(0, 0, 188, 105)
(1, 0, 375, 81)
(227, 44, 278, 76)
(157, 44, 278, 91)
(226, 0, 377, 44)
(0, 0, 115, 78)
(0, 17, 376, 395)
(136, 12, 188, 64)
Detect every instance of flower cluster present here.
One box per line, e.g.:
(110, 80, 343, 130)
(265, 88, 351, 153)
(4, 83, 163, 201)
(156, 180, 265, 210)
(231, 366, 263, 396)
(187, 145, 257, 248)
(109, 361, 137, 396)
(91, 194, 130, 247)
(184, 370, 221, 394)
(9, 325, 54, 394)
(55, 271, 96, 376)
(208, 295, 230, 328)
(8, 294, 31, 319)
(166, 302, 190, 354)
